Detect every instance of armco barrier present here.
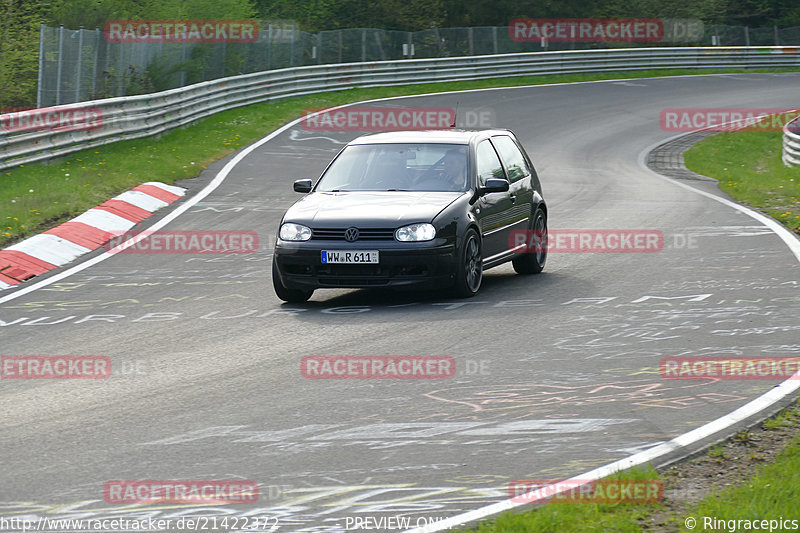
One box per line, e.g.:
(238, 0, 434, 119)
(1, 46, 799, 171)
(784, 115, 800, 167)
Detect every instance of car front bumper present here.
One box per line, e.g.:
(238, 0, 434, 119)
(274, 239, 458, 290)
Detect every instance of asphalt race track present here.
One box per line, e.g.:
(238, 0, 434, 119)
(1, 73, 799, 533)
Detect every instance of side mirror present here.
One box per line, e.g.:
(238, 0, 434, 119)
(293, 179, 313, 193)
(479, 178, 510, 195)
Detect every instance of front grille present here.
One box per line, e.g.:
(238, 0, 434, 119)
(317, 264, 385, 276)
(311, 228, 396, 241)
(318, 277, 388, 287)
(313, 264, 429, 277)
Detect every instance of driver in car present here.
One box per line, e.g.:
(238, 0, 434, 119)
(441, 150, 467, 191)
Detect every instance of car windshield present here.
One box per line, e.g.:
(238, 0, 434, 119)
(316, 143, 469, 192)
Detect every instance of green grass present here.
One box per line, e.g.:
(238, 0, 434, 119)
(683, 124, 800, 234)
(457, 467, 660, 533)
(763, 411, 795, 430)
(2, 67, 799, 248)
(457, 402, 800, 532)
(685, 434, 800, 531)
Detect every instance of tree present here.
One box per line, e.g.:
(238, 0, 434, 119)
(0, 0, 49, 108)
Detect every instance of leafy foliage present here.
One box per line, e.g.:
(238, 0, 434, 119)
(0, 0, 45, 108)
(0, 0, 798, 108)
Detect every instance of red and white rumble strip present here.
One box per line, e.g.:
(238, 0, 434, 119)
(0, 182, 185, 290)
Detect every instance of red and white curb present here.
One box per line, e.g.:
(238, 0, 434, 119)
(0, 182, 185, 290)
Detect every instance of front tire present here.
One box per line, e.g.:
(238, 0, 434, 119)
(452, 229, 483, 297)
(513, 207, 547, 274)
(272, 258, 313, 303)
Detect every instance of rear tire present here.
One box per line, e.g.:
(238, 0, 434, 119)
(272, 258, 313, 303)
(512, 207, 547, 275)
(452, 229, 482, 298)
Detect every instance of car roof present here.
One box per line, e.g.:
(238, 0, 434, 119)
(347, 129, 514, 146)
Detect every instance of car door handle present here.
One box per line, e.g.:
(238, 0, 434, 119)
(509, 193, 516, 203)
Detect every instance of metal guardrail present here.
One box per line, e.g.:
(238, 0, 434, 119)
(783, 115, 800, 167)
(2, 46, 799, 171)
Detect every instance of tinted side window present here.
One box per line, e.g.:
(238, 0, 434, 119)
(492, 136, 532, 183)
(476, 140, 505, 186)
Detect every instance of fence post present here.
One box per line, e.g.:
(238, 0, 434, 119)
(37, 23, 45, 108)
(492, 26, 498, 54)
(361, 29, 366, 61)
(338, 29, 342, 63)
(317, 32, 321, 64)
(56, 25, 65, 105)
(117, 39, 125, 95)
(774, 25, 780, 45)
(744, 26, 750, 46)
(290, 23, 295, 66)
(266, 24, 271, 70)
(180, 40, 187, 86)
(468, 27, 474, 55)
(75, 27, 84, 102)
(221, 41, 227, 77)
(91, 28, 100, 99)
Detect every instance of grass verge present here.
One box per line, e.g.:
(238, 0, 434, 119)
(688, 434, 800, 531)
(683, 124, 800, 235)
(461, 466, 662, 533)
(456, 400, 800, 532)
(2, 67, 798, 248)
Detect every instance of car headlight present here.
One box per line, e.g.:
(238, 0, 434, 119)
(279, 223, 312, 241)
(395, 223, 436, 242)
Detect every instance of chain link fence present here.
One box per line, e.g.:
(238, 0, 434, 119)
(37, 21, 800, 107)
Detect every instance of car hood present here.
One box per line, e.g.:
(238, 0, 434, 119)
(283, 191, 463, 227)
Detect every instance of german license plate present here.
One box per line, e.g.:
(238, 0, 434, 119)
(321, 250, 379, 264)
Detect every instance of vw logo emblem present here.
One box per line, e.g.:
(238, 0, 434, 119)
(344, 227, 359, 242)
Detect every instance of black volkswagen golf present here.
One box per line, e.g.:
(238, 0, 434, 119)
(272, 129, 547, 302)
